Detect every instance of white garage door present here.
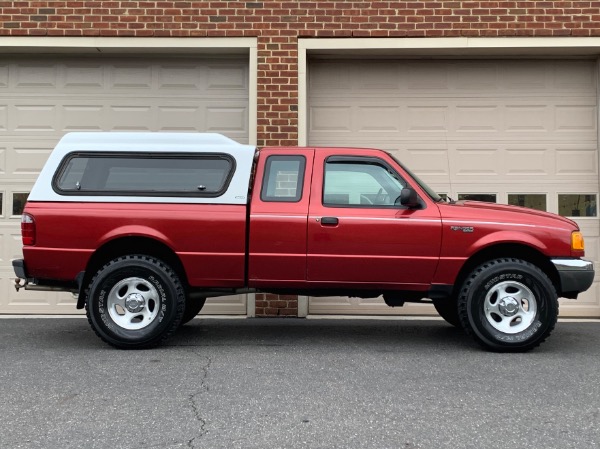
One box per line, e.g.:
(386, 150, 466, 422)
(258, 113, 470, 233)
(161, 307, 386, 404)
(0, 56, 250, 314)
(308, 59, 600, 318)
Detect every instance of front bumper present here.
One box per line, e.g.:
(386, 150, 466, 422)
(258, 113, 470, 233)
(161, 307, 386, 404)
(551, 258, 595, 298)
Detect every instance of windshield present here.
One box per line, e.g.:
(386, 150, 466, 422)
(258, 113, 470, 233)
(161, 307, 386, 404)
(386, 152, 442, 203)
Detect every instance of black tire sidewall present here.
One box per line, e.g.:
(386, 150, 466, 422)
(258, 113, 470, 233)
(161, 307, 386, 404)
(433, 298, 461, 328)
(87, 256, 184, 348)
(180, 298, 207, 326)
(460, 259, 558, 351)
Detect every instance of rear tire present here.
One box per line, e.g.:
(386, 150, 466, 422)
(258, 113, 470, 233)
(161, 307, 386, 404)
(85, 255, 185, 349)
(180, 298, 207, 326)
(457, 258, 558, 352)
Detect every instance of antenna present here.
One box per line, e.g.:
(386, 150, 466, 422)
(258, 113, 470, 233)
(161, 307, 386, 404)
(443, 107, 454, 201)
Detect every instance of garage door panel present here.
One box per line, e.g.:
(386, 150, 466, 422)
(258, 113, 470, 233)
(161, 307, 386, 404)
(7, 228, 22, 262)
(407, 63, 453, 90)
(454, 147, 499, 175)
(556, 147, 598, 176)
(0, 104, 7, 131)
(455, 105, 500, 132)
(357, 106, 402, 131)
(308, 59, 599, 317)
(559, 282, 600, 317)
(1, 100, 249, 136)
(62, 104, 105, 131)
(0, 229, 9, 263)
(450, 144, 554, 180)
(207, 65, 248, 90)
(0, 64, 7, 87)
(0, 146, 6, 174)
(0, 269, 76, 311)
(205, 106, 248, 134)
(63, 63, 105, 89)
(13, 63, 58, 89)
(554, 60, 596, 90)
(310, 100, 596, 141)
(505, 105, 549, 132)
(311, 60, 596, 97)
(0, 56, 250, 315)
(406, 105, 448, 132)
(403, 146, 450, 179)
(12, 104, 58, 132)
(201, 294, 248, 315)
(309, 106, 353, 132)
(9, 145, 54, 177)
(555, 104, 597, 132)
(2, 59, 248, 95)
(505, 148, 552, 176)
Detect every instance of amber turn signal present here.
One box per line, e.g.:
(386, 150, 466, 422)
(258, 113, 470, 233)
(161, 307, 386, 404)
(571, 231, 585, 251)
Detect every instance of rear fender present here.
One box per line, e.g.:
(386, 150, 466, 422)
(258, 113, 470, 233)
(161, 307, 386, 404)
(98, 225, 175, 249)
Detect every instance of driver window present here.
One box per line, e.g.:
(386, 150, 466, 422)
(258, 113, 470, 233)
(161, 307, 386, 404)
(323, 160, 404, 207)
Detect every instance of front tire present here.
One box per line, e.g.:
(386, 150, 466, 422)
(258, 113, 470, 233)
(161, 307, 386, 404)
(85, 255, 185, 349)
(457, 258, 558, 352)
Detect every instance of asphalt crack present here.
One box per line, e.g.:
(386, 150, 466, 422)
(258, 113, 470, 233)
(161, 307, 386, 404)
(185, 350, 212, 449)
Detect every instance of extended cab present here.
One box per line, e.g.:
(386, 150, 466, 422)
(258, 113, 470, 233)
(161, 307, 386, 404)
(13, 132, 595, 351)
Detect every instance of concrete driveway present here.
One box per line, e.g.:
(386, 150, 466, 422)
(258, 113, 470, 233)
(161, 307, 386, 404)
(0, 317, 599, 449)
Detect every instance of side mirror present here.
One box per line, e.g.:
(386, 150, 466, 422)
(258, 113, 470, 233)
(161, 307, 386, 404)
(397, 188, 419, 208)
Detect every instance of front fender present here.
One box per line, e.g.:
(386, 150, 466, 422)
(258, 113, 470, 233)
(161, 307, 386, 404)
(466, 230, 548, 256)
(433, 228, 553, 285)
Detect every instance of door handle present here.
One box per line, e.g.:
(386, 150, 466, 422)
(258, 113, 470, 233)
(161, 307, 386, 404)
(321, 217, 339, 226)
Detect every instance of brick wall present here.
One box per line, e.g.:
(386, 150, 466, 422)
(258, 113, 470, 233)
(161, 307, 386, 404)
(255, 293, 297, 316)
(2, 1, 600, 316)
(2, 1, 600, 148)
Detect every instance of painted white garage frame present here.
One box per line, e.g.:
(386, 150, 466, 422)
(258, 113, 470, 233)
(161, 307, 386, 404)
(0, 37, 259, 316)
(297, 37, 600, 318)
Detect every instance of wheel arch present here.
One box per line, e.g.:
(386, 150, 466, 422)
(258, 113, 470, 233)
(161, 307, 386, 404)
(452, 243, 560, 299)
(77, 236, 188, 309)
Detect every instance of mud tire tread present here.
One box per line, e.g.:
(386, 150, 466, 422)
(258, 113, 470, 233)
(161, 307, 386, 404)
(457, 258, 558, 352)
(84, 255, 185, 349)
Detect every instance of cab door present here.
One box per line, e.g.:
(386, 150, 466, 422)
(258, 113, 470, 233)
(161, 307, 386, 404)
(248, 149, 314, 288)
(307, 150, 442, 289)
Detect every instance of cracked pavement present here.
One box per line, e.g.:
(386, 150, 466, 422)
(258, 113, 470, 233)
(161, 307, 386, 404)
(1, 317, 599, 449)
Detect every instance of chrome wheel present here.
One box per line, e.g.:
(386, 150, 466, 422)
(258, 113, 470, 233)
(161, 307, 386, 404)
(107, 277, 160, 330)
(484, 280, 537, 334)
(458, 258, 558, 351)
(86, 255, 185, 349)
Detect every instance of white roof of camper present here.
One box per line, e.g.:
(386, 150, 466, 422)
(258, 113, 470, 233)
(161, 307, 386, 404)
(28, 132, 257, 204)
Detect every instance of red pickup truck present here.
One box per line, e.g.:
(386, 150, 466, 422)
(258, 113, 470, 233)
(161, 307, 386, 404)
(13, 132, 594, 351)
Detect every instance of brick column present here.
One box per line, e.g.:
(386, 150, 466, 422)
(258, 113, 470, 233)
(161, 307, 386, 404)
(254, 33, 301, 316)
(256, 34, 298, 147)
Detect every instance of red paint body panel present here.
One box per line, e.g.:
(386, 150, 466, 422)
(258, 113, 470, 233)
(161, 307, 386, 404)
(431, 201, 579, 285)
(23, 202, 247, 286)
(248, 148, 314, 287)
(306, 149, 442, 289)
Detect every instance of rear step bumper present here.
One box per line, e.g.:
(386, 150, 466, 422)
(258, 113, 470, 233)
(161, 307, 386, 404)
(12, 259, 78, 293)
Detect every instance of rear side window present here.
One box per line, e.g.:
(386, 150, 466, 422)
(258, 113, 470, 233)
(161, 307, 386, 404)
(260, 155, 306, 202)
(54, 152, 235, 197)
